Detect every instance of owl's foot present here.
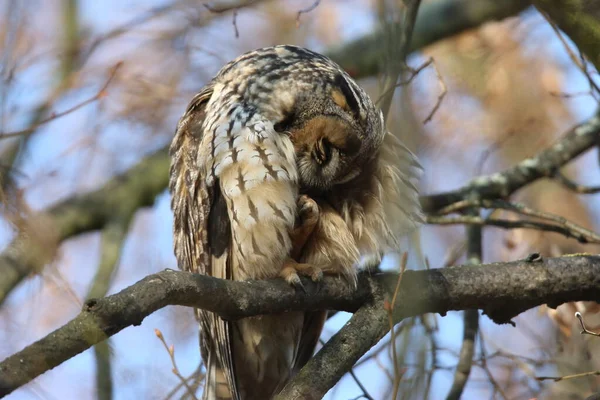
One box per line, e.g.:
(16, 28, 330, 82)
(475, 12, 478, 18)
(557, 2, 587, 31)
(280, 259, 323, 291)
(290, 195, 319, 259)
(297, 194, 319, 227)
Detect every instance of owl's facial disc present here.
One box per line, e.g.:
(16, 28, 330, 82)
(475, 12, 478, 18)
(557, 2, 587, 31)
(290, 115, 364, 193)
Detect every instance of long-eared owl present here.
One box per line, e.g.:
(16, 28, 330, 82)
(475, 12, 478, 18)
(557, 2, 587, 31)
(169, 45, 422, 400)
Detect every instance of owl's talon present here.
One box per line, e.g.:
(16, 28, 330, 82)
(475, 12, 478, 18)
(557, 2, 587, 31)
(311, 268, 323, 282)
(293, 262, 323, 283)
(281, 260, 322, 291)
(280, 269, 305, 292)
(296, 279, 307, 293)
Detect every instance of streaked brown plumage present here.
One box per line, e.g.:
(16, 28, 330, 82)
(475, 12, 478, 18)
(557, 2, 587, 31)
(169, 45, 422, 400)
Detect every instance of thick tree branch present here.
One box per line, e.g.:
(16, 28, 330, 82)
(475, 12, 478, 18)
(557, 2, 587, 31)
(533, 0, 600, 72)
(2, 255, 600, 397)
(328, 0, 530, 78)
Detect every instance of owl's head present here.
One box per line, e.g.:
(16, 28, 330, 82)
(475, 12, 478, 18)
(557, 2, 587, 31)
(277, 73, 385, 193)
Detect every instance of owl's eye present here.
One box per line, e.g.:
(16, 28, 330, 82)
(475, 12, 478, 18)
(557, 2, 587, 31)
(313, 138, 332, 165)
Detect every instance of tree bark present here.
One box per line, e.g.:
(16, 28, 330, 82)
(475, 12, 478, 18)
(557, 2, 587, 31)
(2, 254, 600, 397)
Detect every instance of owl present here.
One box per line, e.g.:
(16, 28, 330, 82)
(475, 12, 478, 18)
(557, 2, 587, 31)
(169, 45, 422, 400)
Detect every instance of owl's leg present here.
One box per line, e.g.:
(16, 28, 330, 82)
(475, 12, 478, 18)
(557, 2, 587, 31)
(289, 194, 319, 259)
(280, 195, 323, 289)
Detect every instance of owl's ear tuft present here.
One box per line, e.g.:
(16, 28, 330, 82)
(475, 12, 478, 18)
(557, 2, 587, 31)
(333, 73, 361, 120)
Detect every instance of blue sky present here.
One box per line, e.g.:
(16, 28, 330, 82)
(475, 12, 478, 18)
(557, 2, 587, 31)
(1, 1, 600, 399)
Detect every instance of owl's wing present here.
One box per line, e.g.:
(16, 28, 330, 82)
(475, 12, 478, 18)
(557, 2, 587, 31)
(169, 85, 240, 400)
(171, 84, 300, 399)
(170, 86, 214, 277)
(292, 310, 327, 372)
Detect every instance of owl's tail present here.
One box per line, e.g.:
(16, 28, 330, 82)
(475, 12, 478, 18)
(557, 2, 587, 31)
(203, 352, 233, 400)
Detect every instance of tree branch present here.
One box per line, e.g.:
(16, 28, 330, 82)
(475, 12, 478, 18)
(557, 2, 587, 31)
(421, 110, 600, 213)
(87, 219, 130, 400)
(446, 222, 482, 400)
(2, 254, 600, 397)
(0, 149, 169, 306)
(327, 0, 530, 78)
(533, 0, 600, 72)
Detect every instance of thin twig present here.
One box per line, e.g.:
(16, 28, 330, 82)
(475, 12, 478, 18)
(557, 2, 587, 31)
(155, 329, 199, 400)
(349, 369, 375, 400)
(478, 331, 509, 400)
(431, 199, 600, 244)
(420, 314, 439, 399)
(446, 219, 481, 400)
(536, 370, 600, 382)
(164, 366, 204, 400)
(554, 170, 600, 194)
(377, 0, 423, 118)
(232, 10, 239, 38)
(0, 62, 122, 139)
(576, 311, 600, 337)
(296, 0, 321, 27)
(375, 57, 433, 106)
(549, 90, 594, 99)
(422, 58, 447, 124)
(475, 129, 519, 175)
(441, 241, 466, 267)
(539, 10, 600, 98)
(203, 0, 256, 13)
(385, 252, 409, 400)
(427, 214, 600, 244)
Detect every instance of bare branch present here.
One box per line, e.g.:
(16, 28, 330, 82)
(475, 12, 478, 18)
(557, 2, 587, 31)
(533, 0, 600, 72)
(576, 311, 600, 337)
(421, 110, 600, 213)
(277, 254, 600, 399)
(432, 198, 600, 244)
(539, 10, 600, 98)
(426, 214, 600, 244)
(87, 218, 130, 400)
(536, 370, 600, 382)
(155, 329, 199, 400)
(296, 0, 321, 28)
(553, 171, 600, 194)
(2, 254, 594, 397)
(0, 63, 122, 139)
(446, 222, 482, 400)
(0, 149, 169, 307)
(328, 0, 530, 78)
(422, 58, 447, 124)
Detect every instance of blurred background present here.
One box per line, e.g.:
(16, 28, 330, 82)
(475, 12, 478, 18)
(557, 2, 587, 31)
(1, 0, 600, 399)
